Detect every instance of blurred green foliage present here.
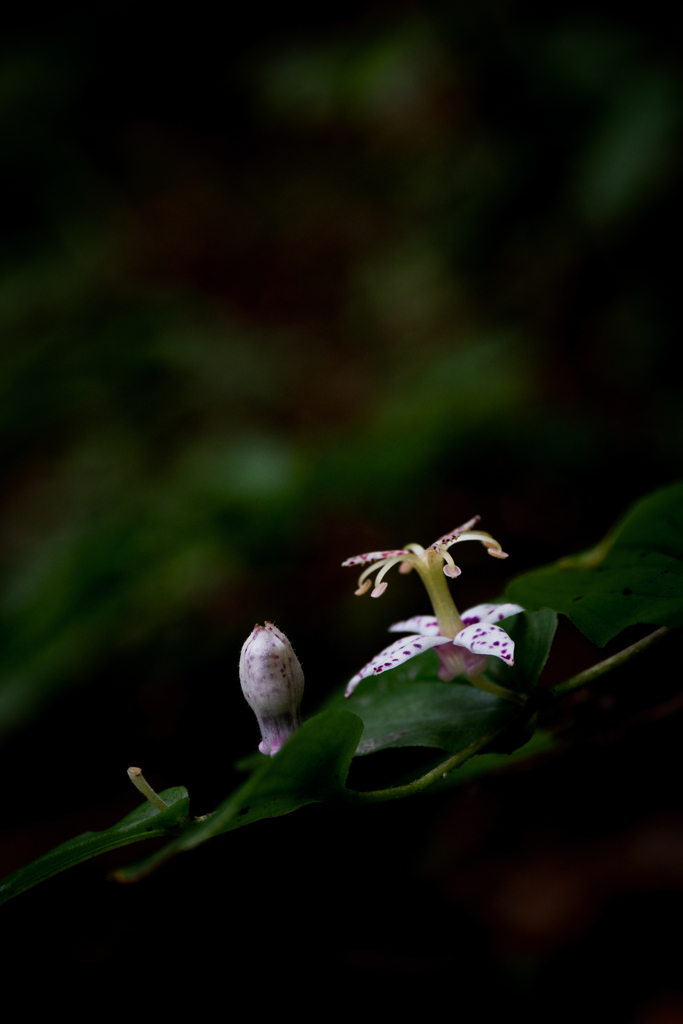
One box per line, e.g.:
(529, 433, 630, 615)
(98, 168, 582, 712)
(0, 3, 681, 744)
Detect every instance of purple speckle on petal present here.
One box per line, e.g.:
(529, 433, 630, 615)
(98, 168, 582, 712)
(493, 641, 500, 646)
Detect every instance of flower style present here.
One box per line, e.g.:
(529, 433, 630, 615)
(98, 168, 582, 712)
(342, 517, 523, 698)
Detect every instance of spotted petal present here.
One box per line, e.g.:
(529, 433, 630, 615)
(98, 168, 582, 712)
(388, 615, 441, 636)
(341, 549, 409, 568)
(460, 602, 524, 626)
(452, 622, 515, 666)
(345, 634, 453, 697)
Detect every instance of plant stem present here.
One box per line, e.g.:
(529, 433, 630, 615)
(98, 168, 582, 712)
(469, 673, 527, 704)
(127, 767, 169, 811)
(345, 714, 523, 804)
(548, 626, 668, 699)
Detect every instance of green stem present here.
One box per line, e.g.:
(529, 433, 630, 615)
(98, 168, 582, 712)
(548, 626, 668, 699)
(127, 767, 169, 811)
(469, 673, 527, 704)
(344, 714, 523, 805)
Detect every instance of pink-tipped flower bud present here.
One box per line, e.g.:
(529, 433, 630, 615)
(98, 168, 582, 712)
(240, 622, 305, 757)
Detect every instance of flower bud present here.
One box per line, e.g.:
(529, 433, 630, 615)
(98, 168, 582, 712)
(239, 622, 305, 757)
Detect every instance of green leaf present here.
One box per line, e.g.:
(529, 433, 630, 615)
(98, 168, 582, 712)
(0, 787, 190, 906)
(325, 651, 518, 755)
(114, 709, 364, 882)
(505, 482, 683, 645)
(485, 609, 558, 695)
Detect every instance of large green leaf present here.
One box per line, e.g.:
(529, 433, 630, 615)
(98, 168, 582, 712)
(215, 708, 363, 834)
(114, 709, 364, 881)
(340, 676, 516, 755)
(505, 482, 683, 645)
(0, 786, 189, 906)
(325, 651, 516, 755)
(485, 609, 557, 695)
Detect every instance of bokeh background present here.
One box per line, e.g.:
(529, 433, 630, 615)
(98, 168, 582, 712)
(1, 1, 682, 1017)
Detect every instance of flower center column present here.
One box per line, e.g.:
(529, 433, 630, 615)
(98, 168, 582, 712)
(417, 549, 465, 638)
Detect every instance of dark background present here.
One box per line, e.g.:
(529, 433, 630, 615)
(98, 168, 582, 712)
(1, 2, 682, 1018)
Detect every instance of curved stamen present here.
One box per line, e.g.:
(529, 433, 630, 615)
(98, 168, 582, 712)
(445, 530, 508, 558)
(398, 543, 424, 575)
(356, 557, 393, 590)
(441, 549, 462, 579)
(371, 554, 414, 597)
(485, 545, 509, 559)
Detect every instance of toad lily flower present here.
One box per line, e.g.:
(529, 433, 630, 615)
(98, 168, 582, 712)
(342, 517, 524, 700)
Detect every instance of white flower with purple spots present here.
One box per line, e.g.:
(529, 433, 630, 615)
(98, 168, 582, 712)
(344, 603, 523, 696)
(342, 518, 524, 700)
